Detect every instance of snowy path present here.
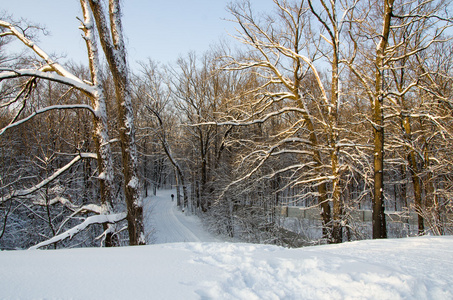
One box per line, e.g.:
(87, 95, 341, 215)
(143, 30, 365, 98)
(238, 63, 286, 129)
(144, 189, 219, 244)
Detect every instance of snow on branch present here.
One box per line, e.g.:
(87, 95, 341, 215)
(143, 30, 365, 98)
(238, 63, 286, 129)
(0, 104, 95, 136)
(32, 196, 78, 209)
(31, 197, 102, 215)
(1, 153, 97, 204)
(29, 212, 127, 250)
(0, 20, 83, 84)
(194, 107, 307, 127)
(0, 69, 96, 95)
(53, 203, 103, 236)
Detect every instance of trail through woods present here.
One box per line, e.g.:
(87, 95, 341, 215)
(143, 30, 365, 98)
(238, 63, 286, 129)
(144, 189, 220, 244)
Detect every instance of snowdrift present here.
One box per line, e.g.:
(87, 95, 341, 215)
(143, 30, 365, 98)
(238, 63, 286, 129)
(1, 236, 452, 299)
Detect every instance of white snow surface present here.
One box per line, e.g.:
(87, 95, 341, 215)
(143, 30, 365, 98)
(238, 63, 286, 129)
(145, 189, 220, 244)
(1, 190, 452, 299)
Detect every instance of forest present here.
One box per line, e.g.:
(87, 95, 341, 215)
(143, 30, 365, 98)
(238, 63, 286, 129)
(0, 0, 452, 250)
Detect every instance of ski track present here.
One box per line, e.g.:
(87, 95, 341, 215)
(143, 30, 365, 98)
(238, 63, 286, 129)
(144, 189, 219, 244)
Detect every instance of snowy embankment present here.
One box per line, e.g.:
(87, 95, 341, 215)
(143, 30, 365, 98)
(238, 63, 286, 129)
(0, 236, 452, 299)
(1, 190, 452, 299)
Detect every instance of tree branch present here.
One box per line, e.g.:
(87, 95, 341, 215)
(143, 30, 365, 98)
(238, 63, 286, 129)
(28, 212, 126, 250)
(0, 104, 96, 136)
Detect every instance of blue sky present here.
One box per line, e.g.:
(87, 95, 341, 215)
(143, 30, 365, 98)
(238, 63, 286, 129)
(2, 1, 275, 69)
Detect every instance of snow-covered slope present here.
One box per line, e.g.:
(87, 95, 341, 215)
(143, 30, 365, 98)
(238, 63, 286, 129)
(1, 190, 452, 299)
(1, 236, 452, 299)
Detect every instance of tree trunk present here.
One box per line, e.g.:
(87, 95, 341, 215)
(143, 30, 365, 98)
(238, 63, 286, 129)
(403, 116, 424, 234)
(294, 79, 332, 243)
(175, 169, 182, 207)
(179, 169, 189, 210)
(421, 121, 441, 235)
(80, 0, 118, 246)
(329, 32, 342, 244)
(89, 0, 145, 245)
(331, 152, 343, 243)
(371, 0, 394, 239)
(372, 98, 387, 239)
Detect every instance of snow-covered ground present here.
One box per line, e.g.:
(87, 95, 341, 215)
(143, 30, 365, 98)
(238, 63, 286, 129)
(144, 189, 219, 243)
(1, 190, 452, 299)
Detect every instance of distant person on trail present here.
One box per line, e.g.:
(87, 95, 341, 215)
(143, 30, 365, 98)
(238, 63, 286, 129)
(171, 194, 174, 201)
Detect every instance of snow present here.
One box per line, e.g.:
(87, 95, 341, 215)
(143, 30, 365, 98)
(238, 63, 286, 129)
(0, 69, 97, 95)
(128, 176, 138, 189)
(1, 189, 453, 299)
(29, 212, 126, 250)
(145, 189, 219, 243)
(1, 236, 452, 299)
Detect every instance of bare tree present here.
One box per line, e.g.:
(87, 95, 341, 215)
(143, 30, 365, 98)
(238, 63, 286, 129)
(88, 0, 145, 245)
(79, 0, 117, 246)
(0, 3, 136, 247)
(346, 0, 452, 238)
(219, 0, 353, 242)
(134, 60, 191, 210)
(171, 53, 232, 212)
